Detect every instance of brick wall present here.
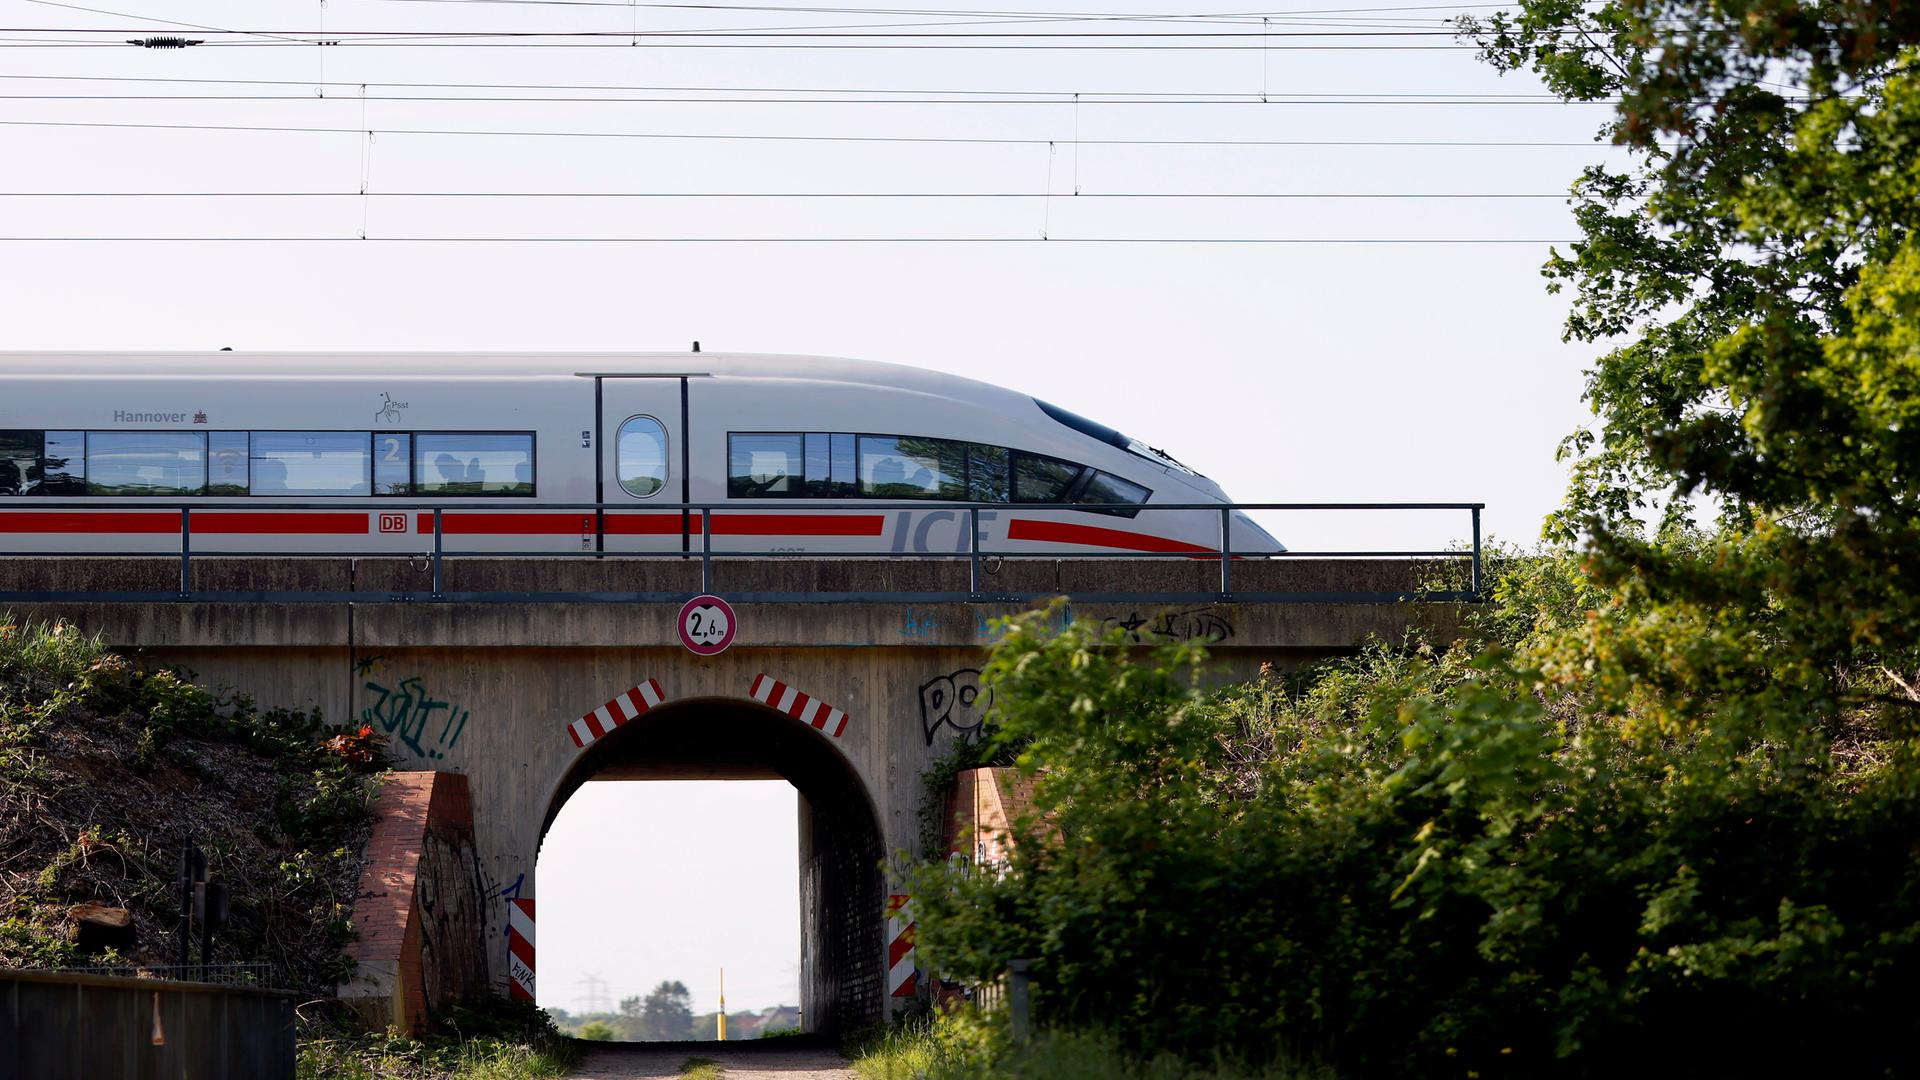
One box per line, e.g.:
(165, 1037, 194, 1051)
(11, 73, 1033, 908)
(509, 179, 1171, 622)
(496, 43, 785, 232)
(943, 767, 1041, 869)
(341, 771, 491, 1033)
(798, 788, 884, 1034)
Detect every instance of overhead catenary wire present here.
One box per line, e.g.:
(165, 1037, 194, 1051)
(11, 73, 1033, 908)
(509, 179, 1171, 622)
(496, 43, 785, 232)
(0, 92, 1628, 102)
(0, 72, 1593, 97)
(0, 117, 1633, 147)
(0, 190, 1578, 197)
(0, 40, 1505, 47)
(0, 235, 1575, 242)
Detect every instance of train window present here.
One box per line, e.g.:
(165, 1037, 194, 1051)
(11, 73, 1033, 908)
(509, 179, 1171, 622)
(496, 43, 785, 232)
(1076, 471, 1151, 518)
(414, 434, 534, 496)
(859, 436, 966, 499)
(617, 417, 667, 498)
(87, 432, 207, 496)
(729, 433, 802, 497)
(374, 433, 413, 496)
(967, 444, 1010, 502)
(1011, 452, 1084, 503)
(0, 431, 40, 495)
(41, 431, 85, 495)
(209, 431, 249, 495)
(251, 432, 371, 497)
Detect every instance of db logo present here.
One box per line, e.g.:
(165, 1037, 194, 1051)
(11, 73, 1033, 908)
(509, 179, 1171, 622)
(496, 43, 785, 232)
(378, 513, 409, 534)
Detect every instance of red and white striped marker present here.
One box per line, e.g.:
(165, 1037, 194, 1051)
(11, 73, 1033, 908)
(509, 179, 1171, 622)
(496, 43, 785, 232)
(507, 898, 535, 1002)
(886, 894, 917, 998)
(748, 674, 849, 738)
(567, 679, 666, 748)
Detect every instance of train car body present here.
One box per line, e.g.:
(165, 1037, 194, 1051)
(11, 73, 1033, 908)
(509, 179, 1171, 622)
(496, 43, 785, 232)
(0, 352, 1281, 557)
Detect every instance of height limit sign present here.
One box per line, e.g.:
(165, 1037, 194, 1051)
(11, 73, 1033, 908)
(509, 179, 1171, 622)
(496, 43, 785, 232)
(677, 594, 737, 656)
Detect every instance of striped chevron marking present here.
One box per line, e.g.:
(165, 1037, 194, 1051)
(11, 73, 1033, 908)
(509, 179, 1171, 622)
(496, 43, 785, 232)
(507, 898, 536, 1002)
(567, 679, 666, 748)
(886, 894, 917, 998)
(748, 674, 849, 738)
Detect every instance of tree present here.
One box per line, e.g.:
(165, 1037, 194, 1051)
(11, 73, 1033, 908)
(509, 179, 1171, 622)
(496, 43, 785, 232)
(1459, 0, 1920, 676)
(576, 1020, 615, 1042)
(639, 979, 694, 1041)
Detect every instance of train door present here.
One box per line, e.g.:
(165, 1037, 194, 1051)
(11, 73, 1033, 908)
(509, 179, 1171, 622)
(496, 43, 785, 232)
(597, 377, 688, 554)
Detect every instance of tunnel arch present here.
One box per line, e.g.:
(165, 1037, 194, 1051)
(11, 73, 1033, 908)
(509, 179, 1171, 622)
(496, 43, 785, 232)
(537, 695, 886, 1035)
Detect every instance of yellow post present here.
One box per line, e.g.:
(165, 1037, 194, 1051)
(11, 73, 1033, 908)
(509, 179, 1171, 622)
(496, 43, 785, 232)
(717, 967, 727, 1041)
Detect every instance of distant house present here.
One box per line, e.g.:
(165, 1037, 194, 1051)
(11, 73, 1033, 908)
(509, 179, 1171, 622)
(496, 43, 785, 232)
(755, 1005, 802, 1035)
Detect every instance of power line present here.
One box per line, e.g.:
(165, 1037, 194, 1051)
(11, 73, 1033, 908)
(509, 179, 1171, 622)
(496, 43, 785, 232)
(0, 189, 1574, 197)
(357, 0, 1583, 13)
(0, 235, 1572, 242)
(0, 26, 1470, 35)
(0, 73, 1581, 97)
(0, 92, 1621, 102)
(0, 117, 1629, 147)
(0, 41, 1538, 49)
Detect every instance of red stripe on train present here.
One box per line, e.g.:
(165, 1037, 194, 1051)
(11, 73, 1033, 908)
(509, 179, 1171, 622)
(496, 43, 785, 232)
(0, 512, 180, 534)
(415, 513, 886, 537)
(0, 511, 370, 535)
(1005, 518, 1219, 555)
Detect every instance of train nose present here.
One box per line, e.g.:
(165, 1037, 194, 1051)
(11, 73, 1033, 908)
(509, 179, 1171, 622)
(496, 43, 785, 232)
(1231, 511, 1286, 554)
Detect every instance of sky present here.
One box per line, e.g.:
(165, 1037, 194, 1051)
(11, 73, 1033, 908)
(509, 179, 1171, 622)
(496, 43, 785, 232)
(540, 780, 800, 1018)
(0, 0, 1618, 1020)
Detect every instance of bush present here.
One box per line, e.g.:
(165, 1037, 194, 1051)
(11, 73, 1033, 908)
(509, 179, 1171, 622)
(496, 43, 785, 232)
(297, 1000, 580, 1080)
(907, 570, 1920, 1078)
(0, 615, 382, 991)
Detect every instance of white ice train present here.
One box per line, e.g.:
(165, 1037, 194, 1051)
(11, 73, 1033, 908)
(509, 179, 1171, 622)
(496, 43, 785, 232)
(0, 352, 1282, 557)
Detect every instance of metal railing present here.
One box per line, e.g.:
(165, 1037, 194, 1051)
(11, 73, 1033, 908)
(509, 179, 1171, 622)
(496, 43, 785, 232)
(0, 500, 1483, 604)
(32, 962, 280, 988)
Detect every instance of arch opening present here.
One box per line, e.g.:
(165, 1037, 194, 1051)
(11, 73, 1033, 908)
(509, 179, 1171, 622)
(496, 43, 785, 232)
(539, 697, 886, 1036)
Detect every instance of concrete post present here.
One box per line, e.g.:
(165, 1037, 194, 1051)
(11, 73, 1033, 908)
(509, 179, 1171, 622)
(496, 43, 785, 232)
(1007, 959, 1032, 1045)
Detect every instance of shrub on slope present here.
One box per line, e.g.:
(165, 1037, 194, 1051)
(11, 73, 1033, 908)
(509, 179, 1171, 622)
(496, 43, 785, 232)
(0, 616, 379, 993)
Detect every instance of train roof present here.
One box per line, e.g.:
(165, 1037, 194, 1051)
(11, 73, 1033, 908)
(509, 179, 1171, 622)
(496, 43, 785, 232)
(0, 350, 1205, 481)
(0, 351, 979, 388)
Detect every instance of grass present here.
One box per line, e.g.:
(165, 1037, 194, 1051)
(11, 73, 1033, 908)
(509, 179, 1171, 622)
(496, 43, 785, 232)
(297, 1032, 580, 1080)
(850, 1014, 1332, 1080)
(680, 1057, 724, 1079)
(295, 1003, 583, 1080)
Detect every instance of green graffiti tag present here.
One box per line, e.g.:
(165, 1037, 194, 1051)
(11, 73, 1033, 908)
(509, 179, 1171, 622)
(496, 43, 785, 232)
(360, 676, 470, 761)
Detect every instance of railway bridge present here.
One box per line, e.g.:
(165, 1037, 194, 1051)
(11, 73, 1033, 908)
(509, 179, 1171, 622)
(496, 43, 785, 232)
(0, 548, 1475, 1035)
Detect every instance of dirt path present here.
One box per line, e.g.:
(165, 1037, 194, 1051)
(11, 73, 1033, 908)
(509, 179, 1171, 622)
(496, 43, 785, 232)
(567, 1040, 858, 1080)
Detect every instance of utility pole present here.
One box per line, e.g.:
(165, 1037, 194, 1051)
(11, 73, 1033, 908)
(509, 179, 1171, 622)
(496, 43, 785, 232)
(717, 967, 726, 1041)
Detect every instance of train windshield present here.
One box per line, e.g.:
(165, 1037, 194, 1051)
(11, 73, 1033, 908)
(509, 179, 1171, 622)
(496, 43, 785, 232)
(1032, 400, 1197, 476)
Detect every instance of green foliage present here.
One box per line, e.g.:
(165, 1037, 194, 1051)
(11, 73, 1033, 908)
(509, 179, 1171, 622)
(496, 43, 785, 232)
(297, 1000, 580, 1079)
(678, 1058, 723, 1080)
(906, 561, 1920, 1076)
(297, 1002, 580, 1080)
(575, 1021, 616, 1042)
(851, 1011, 1324, 1080)
(638, 978, 696, 1041)
(0, 614, 380, 991)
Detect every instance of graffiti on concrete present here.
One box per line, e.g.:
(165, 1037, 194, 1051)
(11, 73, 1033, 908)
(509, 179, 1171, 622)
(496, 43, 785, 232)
(414, 822, 492, 1014)
(974, 602, 1073, 644)
(361, 676, 471, 761)
(900, 606, 939, 640)
(352, 654, 387, 678)
(487, 871, 526, 943)
(1102, 608, 1235, 644)
(920, 668, 993, 746)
